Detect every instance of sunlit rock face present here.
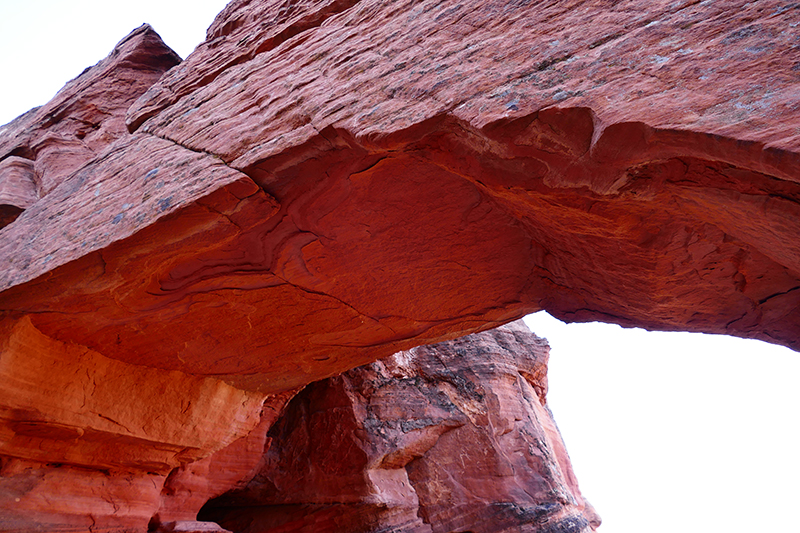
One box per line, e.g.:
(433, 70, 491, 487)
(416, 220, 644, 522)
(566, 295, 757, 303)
(199, 320, 600, 533)
(0, 0, 798, 530)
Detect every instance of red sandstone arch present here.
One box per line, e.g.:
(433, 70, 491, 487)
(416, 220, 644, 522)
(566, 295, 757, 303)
(2, 108, 798, 392)
(0, 0, 798, 530)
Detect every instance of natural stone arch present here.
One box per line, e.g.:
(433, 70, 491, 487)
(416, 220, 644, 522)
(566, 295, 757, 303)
(2, 108, 798, 394)
(1, 0, 798, 530)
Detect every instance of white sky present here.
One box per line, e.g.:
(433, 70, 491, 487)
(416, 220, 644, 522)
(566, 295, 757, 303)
(525, 312, 800, 533)
(0, 0, 231, 126)
(1, 2, 798, 532)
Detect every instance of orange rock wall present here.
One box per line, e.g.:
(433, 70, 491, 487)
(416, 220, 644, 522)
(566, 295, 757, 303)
(0, 317, 265, 532)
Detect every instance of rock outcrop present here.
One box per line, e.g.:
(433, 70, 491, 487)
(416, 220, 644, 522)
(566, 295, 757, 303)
(0, 0, 798, 530)
(200, 320, 600, 533)
(0, 316, 267, 532)
(0, 24, 181, 229)
(1, 0, 799, 394)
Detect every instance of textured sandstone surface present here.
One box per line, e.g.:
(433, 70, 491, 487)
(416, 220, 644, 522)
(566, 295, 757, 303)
(0, 25, 269, 532)
(0, 0, 798, 530)
(201, 321, 599, 533)
(151, 389, 298, 526)
(1, 1, 798, 396)
(0, 24, 180, 197)
(0, 157, 36, 229)
(0, 317, 265, 532)
(0, 23, 179, 231)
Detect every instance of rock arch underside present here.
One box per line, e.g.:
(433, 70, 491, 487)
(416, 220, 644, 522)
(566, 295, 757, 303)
(0, 0, 798, 531)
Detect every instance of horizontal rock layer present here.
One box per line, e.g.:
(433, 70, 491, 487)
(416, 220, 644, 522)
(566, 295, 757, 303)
(0, 316, 265, 532)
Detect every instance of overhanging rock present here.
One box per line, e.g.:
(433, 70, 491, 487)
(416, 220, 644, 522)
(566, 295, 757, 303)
(0, 0, 798, 531)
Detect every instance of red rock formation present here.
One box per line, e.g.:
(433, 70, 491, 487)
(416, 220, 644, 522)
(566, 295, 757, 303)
(1, 0, 799, 395)
(0, 317, 266, 532)
(200, 320, 599, 533)
(0, 26, 267, 532)
(0, 23, 178, 230)
(0, 24, 180, 198)
(0, 157, 36, 229)
(0, 0, 798, 530)
(151, 389, 298, 529)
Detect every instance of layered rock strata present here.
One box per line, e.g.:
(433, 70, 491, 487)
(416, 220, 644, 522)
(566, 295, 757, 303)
(0, 316, 267, 532)
(1, 0, 798, 397)
(0, 24, 181, 230)
(0, 0, 798, 530)
(0, 157, 37, 228)
(200, 320, 600, 533)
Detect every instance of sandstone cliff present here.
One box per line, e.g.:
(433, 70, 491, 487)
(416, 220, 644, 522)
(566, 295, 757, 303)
(0, 0, 798, 530)
(198, 320, 600, 533)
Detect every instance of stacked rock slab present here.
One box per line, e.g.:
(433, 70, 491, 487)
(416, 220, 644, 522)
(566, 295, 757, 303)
(199, 320, 600, 533)
(0, 24, 182, 229)
(0, 0, 798, 530)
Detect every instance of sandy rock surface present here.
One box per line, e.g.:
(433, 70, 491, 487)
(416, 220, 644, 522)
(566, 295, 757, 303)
(201, 321, 600, 533)
(0, 0, 798, 530)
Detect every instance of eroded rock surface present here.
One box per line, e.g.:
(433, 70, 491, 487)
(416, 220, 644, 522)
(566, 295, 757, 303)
(0, 317, 265, 532)
(0, 0, 798, 530)
(200, 320, 599, 533)
(1, 0, 799, 396)
(0, 24, 180, 200)
(151, 389, 299, 527)
(0, 24, 179, 231)
(0, 157, 36, 228)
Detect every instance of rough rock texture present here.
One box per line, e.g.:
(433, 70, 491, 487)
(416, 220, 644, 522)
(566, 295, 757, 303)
(0, 157, 36, 229)
(200, 321, 599, 533)
(1, 0, 799, 396)
(0, 317, 265, 532)
(151, 389, 298, 527)
(0, 24, 180, 198)
(0, 0, 799, 530)
(0, 23, 178, 230)
(0, 26, 268, 532)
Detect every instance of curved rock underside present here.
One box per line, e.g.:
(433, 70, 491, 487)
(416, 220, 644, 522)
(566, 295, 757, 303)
(0, 0, 798, 530)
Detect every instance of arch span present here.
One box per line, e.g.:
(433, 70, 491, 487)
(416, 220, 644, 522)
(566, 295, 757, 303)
(0, 0, 798, 530)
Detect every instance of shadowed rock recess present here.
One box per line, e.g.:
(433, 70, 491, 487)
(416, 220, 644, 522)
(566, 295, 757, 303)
(0, 0, 797, 530)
